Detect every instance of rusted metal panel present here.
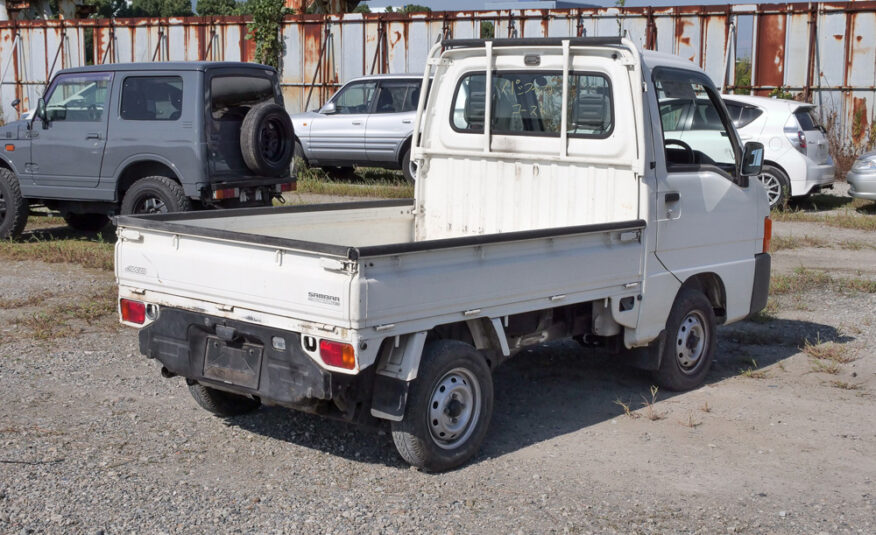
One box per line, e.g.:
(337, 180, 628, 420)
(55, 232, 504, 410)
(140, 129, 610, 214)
(754, 12, 787, 95)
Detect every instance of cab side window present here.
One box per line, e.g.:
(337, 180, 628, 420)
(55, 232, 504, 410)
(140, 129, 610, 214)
(43, 73, 112, 122)
(654, 70, 737, 172)
(121, 76, 184, 121)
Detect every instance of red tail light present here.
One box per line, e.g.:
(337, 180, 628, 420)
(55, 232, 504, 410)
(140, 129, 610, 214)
(120, 298, 146, 324)
(319, 340, 355, 369)
(797, 131, 807, 149)
(278, 182, 296, 192)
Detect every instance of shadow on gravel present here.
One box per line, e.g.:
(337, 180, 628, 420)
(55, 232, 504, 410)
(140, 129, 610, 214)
(221, 317, 852, 470)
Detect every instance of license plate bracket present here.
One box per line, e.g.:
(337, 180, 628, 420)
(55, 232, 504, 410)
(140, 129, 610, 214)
(203, 336, 263, 389)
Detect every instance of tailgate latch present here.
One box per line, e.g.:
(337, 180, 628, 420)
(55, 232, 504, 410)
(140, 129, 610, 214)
(320, 258, 356, 273)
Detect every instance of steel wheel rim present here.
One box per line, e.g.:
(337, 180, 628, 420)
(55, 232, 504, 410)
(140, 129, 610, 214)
(260, 118, 284, 163)
(135, 195, 167, 214)
(428, 367, 481, 450)
(408, 159, 417, 181)
(675, 311, 707, 374)
(759, 172, 782, 206)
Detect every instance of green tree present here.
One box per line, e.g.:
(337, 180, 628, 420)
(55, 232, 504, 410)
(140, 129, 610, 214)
(246, 0, 288, 69)
(352, 4, 370, 13)
(128, 0, 193, 17)
(734, 58, 751, 95)
(399, 4, 430, 13)
(197, 0, 239, 16)
(83, 0, 130, 18)
(480, 21, 494, 39)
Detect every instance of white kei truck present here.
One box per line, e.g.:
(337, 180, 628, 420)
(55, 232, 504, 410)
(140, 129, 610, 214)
(115, 37, 772, 471)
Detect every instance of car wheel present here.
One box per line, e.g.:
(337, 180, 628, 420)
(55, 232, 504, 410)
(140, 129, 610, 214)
(652, 288, 716, 391)
(0, 168, 28, 240)
(240, 103, 294, 177)
(758, 165, 790, 209)
(402, 146, 416, 183)
(391, 340, 493, 472)
(63, 213, 110, 232)
(188, 383, 261, 417)
(121, 176, 192, 215)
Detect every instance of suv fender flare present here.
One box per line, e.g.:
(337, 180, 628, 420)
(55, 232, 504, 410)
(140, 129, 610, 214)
(0, 154, 22, 176)
(112, 155, 187, 197)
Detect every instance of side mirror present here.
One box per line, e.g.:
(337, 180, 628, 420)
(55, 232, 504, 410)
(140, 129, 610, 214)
(10, 98, 20, 109)
(36, 98, 48, 128)
(320, 102, 336, 114)
(740, 141, 764, 177)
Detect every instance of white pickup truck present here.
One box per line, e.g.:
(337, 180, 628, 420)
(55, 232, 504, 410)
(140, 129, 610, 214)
(116, 37, 771, 471)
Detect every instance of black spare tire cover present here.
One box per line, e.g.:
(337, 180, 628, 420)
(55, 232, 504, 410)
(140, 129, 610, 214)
(240, 103, 294, 176)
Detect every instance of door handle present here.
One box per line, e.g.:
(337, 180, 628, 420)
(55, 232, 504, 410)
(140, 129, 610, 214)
(86, 133, 101, 140)
(402, 119, 412, 124)
(352, 121, 363, 125)
(665, 192, 680, 202)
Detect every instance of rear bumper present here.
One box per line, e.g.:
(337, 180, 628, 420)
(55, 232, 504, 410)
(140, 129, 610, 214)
(798, 160, 835, 196)
(138, 308, 332, 408)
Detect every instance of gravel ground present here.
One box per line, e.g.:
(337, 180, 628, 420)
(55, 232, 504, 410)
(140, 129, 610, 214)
(1, 194, 874, 534)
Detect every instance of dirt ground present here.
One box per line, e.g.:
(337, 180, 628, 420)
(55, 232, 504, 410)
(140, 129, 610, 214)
(0, 192, 874, 534)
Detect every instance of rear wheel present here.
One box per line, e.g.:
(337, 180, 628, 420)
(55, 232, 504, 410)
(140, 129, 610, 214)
(120, 176, 191, 215)
(63, 213, 109, 232)
(391, 340, 493, 472)
(758, 165, 790, 209)
(188, 383, 261, 417)
(652, 288, 716, 391)
(0, 168, 27, 239)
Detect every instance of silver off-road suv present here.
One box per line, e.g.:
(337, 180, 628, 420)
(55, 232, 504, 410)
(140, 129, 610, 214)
(0, 61, 295, 239)
(290, 74, 425, 182)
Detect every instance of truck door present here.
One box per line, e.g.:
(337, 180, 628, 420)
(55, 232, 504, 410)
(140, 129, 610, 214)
(29, 72, 112, 191)
(307, 80, 375, 163)
(365, 79, 419, 163)
(652, 68, 759, 278)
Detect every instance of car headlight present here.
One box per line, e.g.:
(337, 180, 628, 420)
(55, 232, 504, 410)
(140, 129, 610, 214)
(852, 158, 876, 171)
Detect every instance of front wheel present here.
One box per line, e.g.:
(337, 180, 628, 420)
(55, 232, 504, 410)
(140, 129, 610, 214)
(391, 340, 493, 472)
(652, 288, 717, 391)
(120, 176, 192, 215)
(0, 168, 28, 239)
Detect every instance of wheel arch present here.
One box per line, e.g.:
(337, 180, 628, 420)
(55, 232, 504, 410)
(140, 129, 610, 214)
(396, 134, 413, 164)
(113, 156, 182, 201)
(679, 272, 727, 324)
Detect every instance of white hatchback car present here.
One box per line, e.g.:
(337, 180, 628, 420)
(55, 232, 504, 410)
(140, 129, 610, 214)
(722, 95, 835, 207)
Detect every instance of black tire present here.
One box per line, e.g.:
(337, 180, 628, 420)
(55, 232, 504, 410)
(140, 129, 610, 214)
(291, 139, 305, 177)
(758, 164, 790, 209)
(188, 383, 261, 417)
(652, 288, 717, 391)
(240, 103, 294, 177)
(120, 176, 191, 215)
(63, 212, 109, 232)
(401, 146, 415, 183)
(0, 167, 28, 240)
(391, 340, 493, 472)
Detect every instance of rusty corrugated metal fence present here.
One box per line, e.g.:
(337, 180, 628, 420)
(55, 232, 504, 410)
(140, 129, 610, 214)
(1, 2, 874, 143)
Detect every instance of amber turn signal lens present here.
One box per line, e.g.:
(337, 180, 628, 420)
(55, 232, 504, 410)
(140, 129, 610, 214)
(762, 216, 772, 253)
(319, 340, 355, 369)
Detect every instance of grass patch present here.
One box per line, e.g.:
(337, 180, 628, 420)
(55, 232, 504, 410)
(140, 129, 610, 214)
(771, 234, 828, 251)
(801, 338, 856, 363)
(613, 398, 639, 419)
(828, 380, 861, 391)
(294, 164, 413, 199)
(809, 359, 840, 375)
(680, 412, 702, 428)
(770, 268, 876, 296)
(771, 208, 876, 231)
(0, 236, 114, 271)
(641, 386, 664, 421)
(0, 291, 56, 309)
(738, 358, 769, 379)
(24, 216, 67, 230)
(12, 286, 117, 340)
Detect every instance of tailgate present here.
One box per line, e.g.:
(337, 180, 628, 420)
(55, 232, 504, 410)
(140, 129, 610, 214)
(115, 225, 357, 327)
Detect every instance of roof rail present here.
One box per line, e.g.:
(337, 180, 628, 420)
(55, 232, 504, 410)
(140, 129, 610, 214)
(441, 37, 624, 49)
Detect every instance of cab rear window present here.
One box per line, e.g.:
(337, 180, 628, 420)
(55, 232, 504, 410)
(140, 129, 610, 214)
(451, 71, 613, 138)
